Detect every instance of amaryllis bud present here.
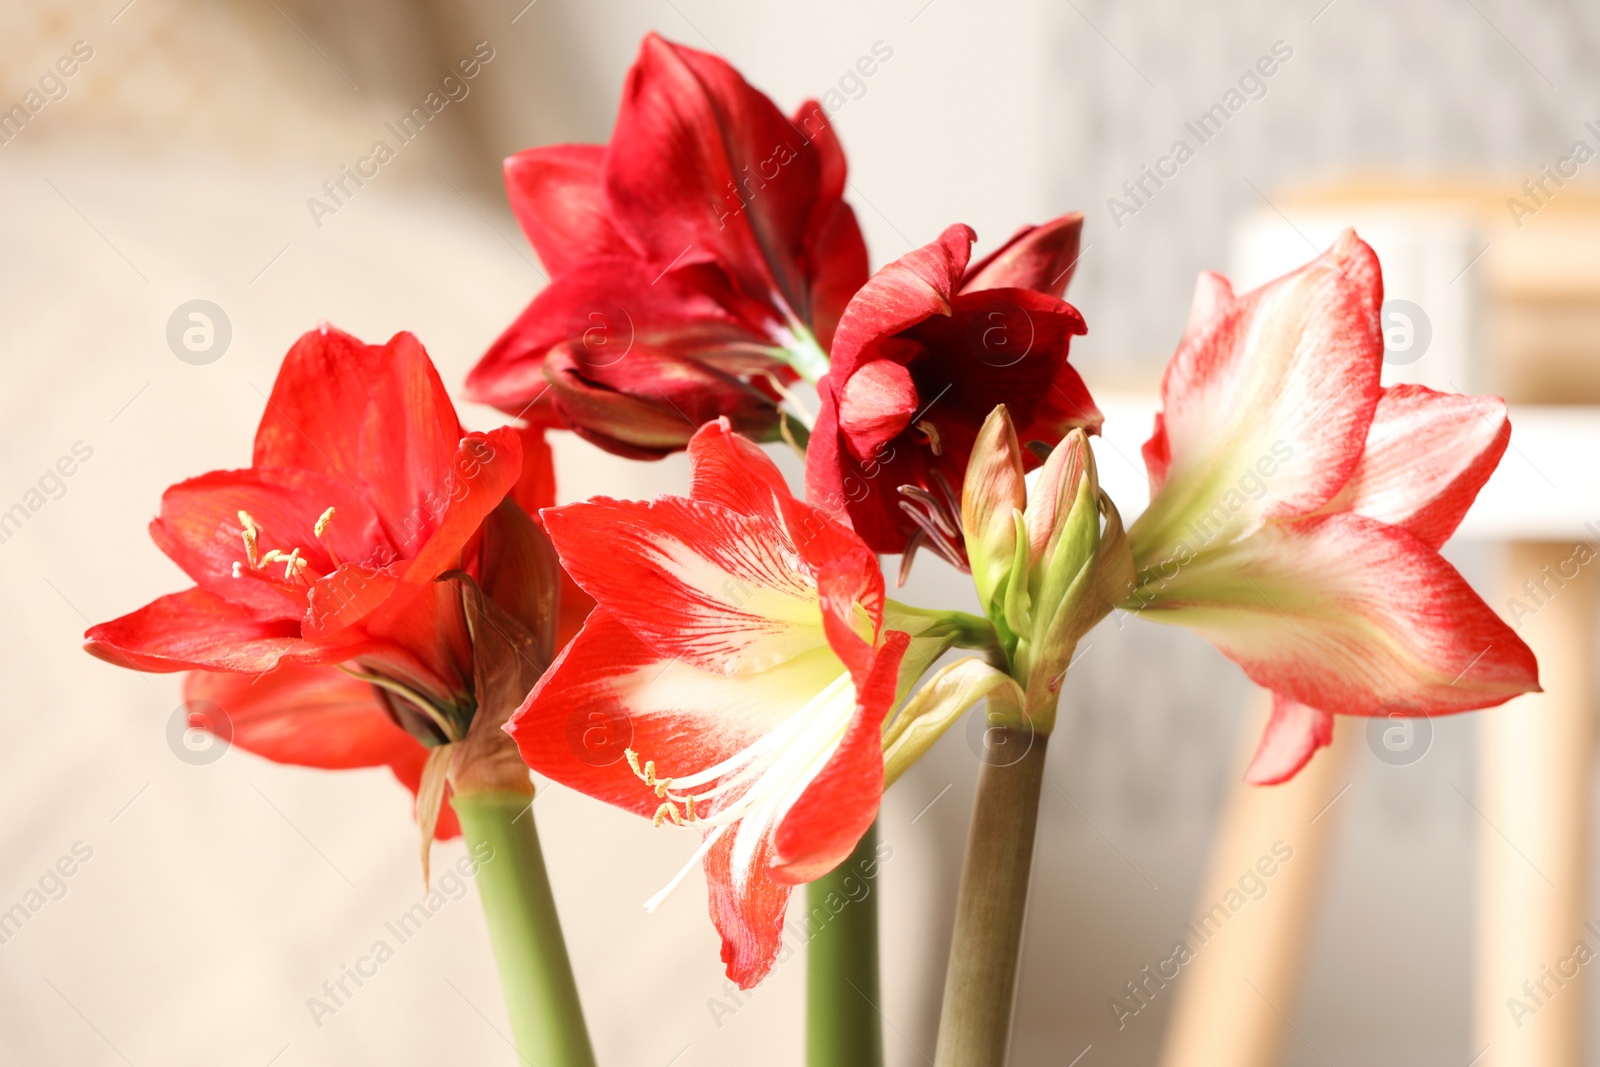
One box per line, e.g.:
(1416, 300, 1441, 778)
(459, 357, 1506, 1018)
(959, 406, 1131, 722)
(961, 407, 1028, 618)
(1013, 430, 1125, 716)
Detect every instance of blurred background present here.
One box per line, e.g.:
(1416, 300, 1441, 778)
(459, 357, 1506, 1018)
(2, 1, 1599, 1064)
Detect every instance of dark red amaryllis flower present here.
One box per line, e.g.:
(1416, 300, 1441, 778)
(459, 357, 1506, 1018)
(86, 327, 562, 841)
(805, 216, 1100, 575)
(465, 32, 869, 459)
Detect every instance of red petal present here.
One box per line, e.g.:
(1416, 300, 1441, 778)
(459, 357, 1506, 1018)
(803, 200, 869, 353)
(606, 34, 824, 325)
(150, 467, 389, 618)
(961, 213, 1084, 298)
(1142, 232, 1384, 540)
(837, 359, 918, 462)
(477, 496, 562, 663)
(398, 427, 523, 586)
(1243, 695, 1334, 785)
(502, 428, 589, 652)
(1333, 384, 1510, 549)
(185, 666, 459, 838)
(544, 342, 781, 460)
(1151, 513, 1539, 717)
(554, 577, 596, 654)
(770, 629, 907, 882)
(778, 492, 887, 672)
(505, 610, 837, 818)
(1179, 271, 1235, 350)
(686, 418, 793, 520)
(793, 100, 846, 207)
(465, 257, 765, 419)
(362, 577, 476, 703)
(542, 495, 828, 675)
(85, 587, 356, 673)
(1141, 411, 1172, 492)
(304, 563, 401, 639)
(828, 223, 976, 378)
(184, 665, 412, 769)
(789, 100, 867, 350)
(509, 424, 557, 517)
(253, 329, 467, 556)
(910, 288, 1093, 433)
(503, 144, 631, 278)
(803, 377, 852, 526)
(704, 827, 792, 989)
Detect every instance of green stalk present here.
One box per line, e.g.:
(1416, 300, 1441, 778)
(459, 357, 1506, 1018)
(807, 821, 883, 1067)
(783, 325, 832, 386)
(934, 730, 1049, 1067)
(452, 791, 596, 1067)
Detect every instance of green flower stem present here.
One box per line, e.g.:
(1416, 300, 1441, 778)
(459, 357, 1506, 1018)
(934, 729, 1049, 1067)
(885, 600, 1006, 656)
(807, 821, 883, 1067)
(785, 328, 833, 386)
(451, 790, 596, 1067)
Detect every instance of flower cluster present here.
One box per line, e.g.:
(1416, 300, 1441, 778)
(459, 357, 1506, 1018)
(86, 33, 1538, 1003)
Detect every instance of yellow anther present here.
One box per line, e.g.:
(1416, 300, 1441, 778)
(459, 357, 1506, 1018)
(282, 547, 305, 581)
(625, 747, 673, 794)
(628, 747, 699, 827)
(237, 510, 260, 567)
(314, 507, 336, 538)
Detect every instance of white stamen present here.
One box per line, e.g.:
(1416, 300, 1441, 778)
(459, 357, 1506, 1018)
(630, 670, 859, 911)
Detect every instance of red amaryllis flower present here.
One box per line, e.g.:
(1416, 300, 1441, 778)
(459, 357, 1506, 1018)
(86, 326, 561, 836)
(505, 419, 909, 988)
(1126, 231, 1540, 784)
(465, 32, 869, 459)
(805, 217, 1100, 575)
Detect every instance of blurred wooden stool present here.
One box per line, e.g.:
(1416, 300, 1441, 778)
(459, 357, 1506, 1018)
(1156, 181, 1600, 1067)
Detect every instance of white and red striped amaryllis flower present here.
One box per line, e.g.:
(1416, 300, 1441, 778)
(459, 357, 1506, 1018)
(504, 419, 910, 988)
(1126, 231, 1539, 784)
